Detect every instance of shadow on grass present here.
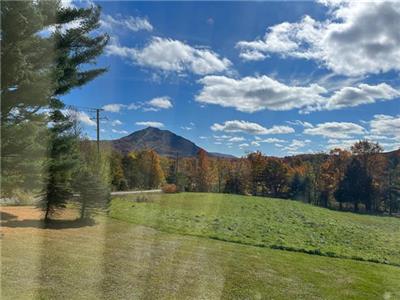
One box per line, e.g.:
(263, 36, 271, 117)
(1, 218, 96, 229)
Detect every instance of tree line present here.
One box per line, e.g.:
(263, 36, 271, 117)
(109, 143, 400, 214)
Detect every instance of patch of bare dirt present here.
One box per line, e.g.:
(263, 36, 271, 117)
(0, 206, 83, 235)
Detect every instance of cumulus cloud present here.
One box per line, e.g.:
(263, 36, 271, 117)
(102, 103, 126, 113)
(69, 111, 96, 126)
(369, 114, 400, 139)
(106, 37, 231, 75)
(111, 120, 123, 126)
(304, 122, 365, 139)
(324, 83, 400, 111)
(326, 139, 359, 151)
(211, 120, 294, 135)
(135, 121, 164, 128)
(197, 75, 326, 113)
(283, 139, 311, 152)
(236, 1, 400, 76)
(101, 14, 153, 32)
(147, 97, 173, 110)
(196, 75, 399, 113)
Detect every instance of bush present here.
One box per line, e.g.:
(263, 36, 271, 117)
(162, 184, 178, 193)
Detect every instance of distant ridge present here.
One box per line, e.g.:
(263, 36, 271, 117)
(108, 127, 236, 158)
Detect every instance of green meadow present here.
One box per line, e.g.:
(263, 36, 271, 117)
(110, 192, 400, 265)
(2, 192, 400, 299)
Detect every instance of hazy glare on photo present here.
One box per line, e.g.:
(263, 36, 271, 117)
(1, 1, 400, 299)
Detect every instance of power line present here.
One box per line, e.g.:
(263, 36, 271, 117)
(65, 104, 107, 155)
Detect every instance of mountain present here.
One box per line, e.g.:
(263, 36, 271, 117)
(108, 127, 235, 158)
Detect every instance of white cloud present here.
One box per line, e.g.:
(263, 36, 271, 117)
(257, 138, 286, 143)
(128, 103, 141, 110)
(326, 139, 359, 151)
(304, 122, 365, 139)
(286, 120, 314, 128)
(69, 111, 96, 127)
(111, 120, 123, 126)
(211, 120, 295, 135)
(251, 141, 260, 147)
(102, 103, 126, 113)
(283, 139, 311, 152)
(369, 114, 400, 139)
(229, 136, 246, 142)
(237, 1, 400, 76)
(213, 135, 232, 140)
(112, 129, 129, 135)
(239, 143, 250, 148)
(197, 75, 326, 113)
(135, 121, 164, 128)
(147, 97, 173, 110)
(324, 83, 400, 111)
(197, 75, 399, 113)
(107, 37, 231, 75)
(101, 14, 153, 32)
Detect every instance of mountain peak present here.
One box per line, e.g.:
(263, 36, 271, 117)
(110, 127, 234, 158)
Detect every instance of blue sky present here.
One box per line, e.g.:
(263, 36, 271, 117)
(63, 1, 400, 157)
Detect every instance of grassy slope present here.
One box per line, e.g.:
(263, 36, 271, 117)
(1, 208, 400, 300)
(110, 193, 400, 265)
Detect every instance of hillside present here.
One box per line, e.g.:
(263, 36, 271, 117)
(108, 127, 235, 158)
(110, 192, 400, 266)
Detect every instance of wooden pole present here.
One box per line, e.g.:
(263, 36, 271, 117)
(96, 109, 100, 155)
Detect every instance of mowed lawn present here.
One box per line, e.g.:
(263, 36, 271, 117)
(110, 192, 400, 266)
(1, 206, 400, 300)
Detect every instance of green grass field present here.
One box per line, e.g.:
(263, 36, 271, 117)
(2, 193, 400, 299)
(110, 192, 400, 265)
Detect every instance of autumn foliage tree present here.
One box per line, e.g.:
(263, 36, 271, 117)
(196, 149, 211, 192)
(262, 158, 289, 197)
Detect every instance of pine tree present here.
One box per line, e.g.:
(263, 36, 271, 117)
(75, 170, 110, 219)
(335, 158, 373, 212)
(42, 100, 79, 220)
(41, 2, 109, 220)
(290, 172, 305, 200)
(1, 1, 56, 194)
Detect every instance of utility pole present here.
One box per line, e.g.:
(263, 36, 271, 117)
(96, 108, 100, 155)
(65, 104, 106, 156)
(175, 152, 179, 184)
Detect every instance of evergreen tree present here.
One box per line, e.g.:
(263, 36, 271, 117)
(290, 172, 305, 201)
(74, 169, 110, 219)
(41, 2, 109, 220)
(41, 100, 79, 220)
(73, 141, 111, 219)
(384, 156, 400, 214)
(1, 1, 56, 194)
(335, 158, 373, 212)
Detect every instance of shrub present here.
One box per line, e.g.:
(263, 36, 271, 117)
(162, 184, 178, 193)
